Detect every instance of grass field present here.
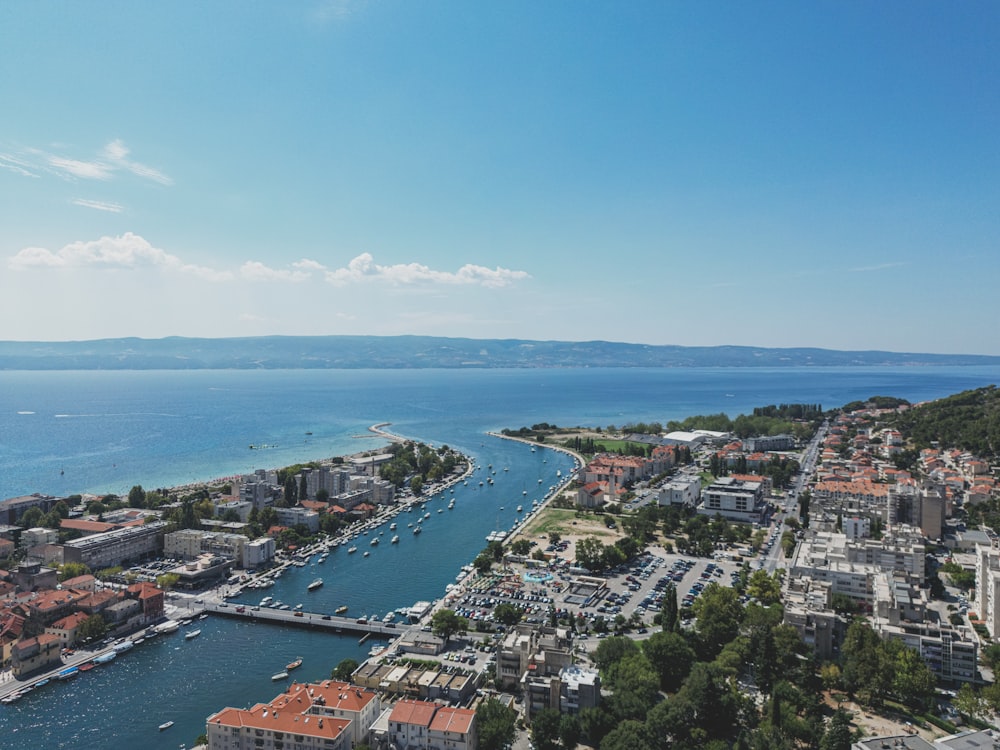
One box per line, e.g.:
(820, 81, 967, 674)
(517, 506, 622, 543)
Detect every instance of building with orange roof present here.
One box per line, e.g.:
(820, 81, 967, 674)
(205, 702, 351, 750)
(11, 632, 61, 677)
(60, 518, 118, 535)
(386, 699, 441, 750)
(45, 610, 89, 648)
(61, 573, 98, 592)
(429, 705, 477, 750)
(126, 581, 165, 622)
(271, 680, 381, 748)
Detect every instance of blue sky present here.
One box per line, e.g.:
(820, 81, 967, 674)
(1, 2, 997, 354)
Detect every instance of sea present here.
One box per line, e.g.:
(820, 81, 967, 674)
(1, 365, 999, 749)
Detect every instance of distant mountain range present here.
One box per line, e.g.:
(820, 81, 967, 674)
(1, 336, 998, 370)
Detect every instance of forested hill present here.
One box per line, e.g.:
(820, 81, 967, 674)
(1, 335, 999, 370)
(886, 386, 1000, 458)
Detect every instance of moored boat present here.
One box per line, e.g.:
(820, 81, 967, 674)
(391, 535, 399, 544)
(159, 721, 174, 731)
(184, 629, 201, 640)
(55, 666, 79, 681)
(413, 526, 422, 535)
(286, 657, 303, 671)
(78, 662, 95, 672)
(307, 578, 323, 591)
(271, 671, 288, 681)
(93, 651, 117, 664)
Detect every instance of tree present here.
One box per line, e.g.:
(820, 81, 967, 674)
(531, 708, 562, 750)
(156, 573, 180, 590)
(58, 562, 91, 581)
(575, 536, 605, 572)
(599, 720, 650, 750)
(820, 708, 854, 750)
(331, 658, 359, 682)
(19, 506, 43, 528)
(430, 609, 468, 644)
(493, 603, 522, 627)
(128, 485, 147, 507)
(642, 630, 695, 692)
(559, 713, 581, 750)
(693, 583, 743, 660)
(473, 553, 493, 575)
(77, 613, 107, 643)
(510, 539, 532, 556)
(592, 635, 640, 673)
(661, 582, 679, 632)
(476, 698, 517, 750)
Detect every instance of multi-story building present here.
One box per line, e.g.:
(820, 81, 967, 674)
(382, 699, 477, 750)
(164, 529, 275, 569)
(60, 521, 167, 570)
(697, 477, 768, 524)
(205, 704, 351, 750)
(656, 474, 701, 508)
(11, 632, 61, 678)
(274, 506, 320, 533)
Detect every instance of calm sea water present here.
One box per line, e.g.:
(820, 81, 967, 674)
(2, 366, 999, 749)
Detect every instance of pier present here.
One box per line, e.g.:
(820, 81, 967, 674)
(207, 603, 405, 637)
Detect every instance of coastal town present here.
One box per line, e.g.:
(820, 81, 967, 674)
(4, 395, 1000, 749)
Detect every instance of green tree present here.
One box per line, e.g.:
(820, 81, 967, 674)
(77, 613, 107, 643)
(430, 609, 468, 644)
(331, 658, 359, 682)
(510, 538, 532, 556)
(19, 506, 43, 528)
(661, 582, 679, 632)
(575, 536, 605, 572)
(559, 713, 581, 750)
(592, 635, 640, 673)
(530, 708, 562, 750)
(473, 552, 493, 575)
(599, 720, 651, 750)
(693, 583, 744, 660)
(156, 573, 180, 590)
(58, 562, 91, 581)
(642, 630, 695, 692)
(128, 485, 147, 507)
(840, 621, 893, 708)
(493, 603, 522, 627)
(820, 707, 854, 750)
(475, 698, 517, 750)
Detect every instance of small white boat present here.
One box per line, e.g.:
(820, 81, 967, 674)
(307, 578, 323, 591)
(185, 629, 201, 640)
(390, 522, 397, 530)
(363, 551, 370, 557)
(413, 526, 422, 535)
(348, 546, 358, 554)
(271, 671, 289, 681)
(159, 721, 174, 731)
(391, 535, 399, 544)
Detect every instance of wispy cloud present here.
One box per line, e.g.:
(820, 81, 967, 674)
(4, 140, 172, 186)
(323, 252, 530, 288)
(311, 0, 366, 24)
(8, 232, 231, 281)
(0, 153, 39, 178)
(850, 261, 906, 273)
(72, 198, 124, 213)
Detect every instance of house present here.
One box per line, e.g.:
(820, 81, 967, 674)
(11, 632, 61, 678)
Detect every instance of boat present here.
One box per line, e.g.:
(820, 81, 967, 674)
(391, 535, 399, 544)
(184, 629, 201, 640)
(93, 651, 117, 664)
(271, 671, 289, 681)
(336, 605, 348, 614)
(516, 505, 523, 513)
(389, 522, 397, 530)
(1, 693, 22, 704)
(198, 613, 208, 620)
(448, 500, 454, 509)
(56, 667, 79, 681)
(159, 721, 175, 731)
(33, 678, 50, 688)
(424, 512, 430, 519)
(413, 526, 422, 535)
(113, 640, 133, 653)
(294, 603, 303, 610)
(348, 546, 358, 554)
(437, 508, 443, 513)
(78, 662, 95, 672)
(363, 551, 370, 557)
(370, 537, 379, 546)
(307, 578, 323, 591)
(286, 657, 303, 671)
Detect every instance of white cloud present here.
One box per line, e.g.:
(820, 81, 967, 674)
(240, 260, 314, 283)
(5, 139, 172, 185)
(48, 155, 113, 180)
(72, 198, 124, 213)
(0, 153, 39, 178)
(324, 252, 530, 288)
(7, 232, 231, 281)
